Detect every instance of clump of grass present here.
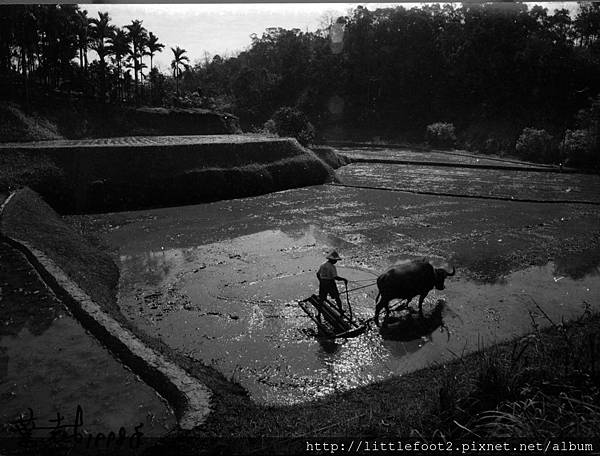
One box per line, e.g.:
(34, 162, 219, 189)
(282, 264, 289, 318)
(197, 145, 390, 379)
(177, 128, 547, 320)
(475, 383, 600, 438)
(431, 302, 600, 440)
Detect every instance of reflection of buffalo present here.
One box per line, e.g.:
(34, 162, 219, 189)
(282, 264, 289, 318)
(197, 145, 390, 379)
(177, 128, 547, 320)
(380, 299, 445, 341)
(375, 259, 455, 325)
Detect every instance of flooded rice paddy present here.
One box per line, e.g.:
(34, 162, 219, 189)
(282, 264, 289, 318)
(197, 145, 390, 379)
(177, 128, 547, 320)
(75, 155, 600, 405)
(0, 243, 176, 437)
(338, 163, 600, 203)
(336, 146, 557, 170)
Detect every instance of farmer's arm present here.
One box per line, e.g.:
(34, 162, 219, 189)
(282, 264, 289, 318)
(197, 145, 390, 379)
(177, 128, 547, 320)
(335, 275, 348, 283)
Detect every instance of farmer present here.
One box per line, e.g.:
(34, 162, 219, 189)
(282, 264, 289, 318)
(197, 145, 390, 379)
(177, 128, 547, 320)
(317, 251, 348, 310)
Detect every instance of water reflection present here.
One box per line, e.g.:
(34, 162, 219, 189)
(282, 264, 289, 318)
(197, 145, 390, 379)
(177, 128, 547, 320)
(119, 249, 174, 288)
(380, 300, 445, 342)
(0, 264, 62, 340)
(448, 233, 600, 284)
(0, 322, 177, 435)
(554, 251, 600, 280)
(0, 302, 60, 339)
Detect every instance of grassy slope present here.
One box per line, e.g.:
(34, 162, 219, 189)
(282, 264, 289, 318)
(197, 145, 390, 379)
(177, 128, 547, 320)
(0, 101, 63, 142)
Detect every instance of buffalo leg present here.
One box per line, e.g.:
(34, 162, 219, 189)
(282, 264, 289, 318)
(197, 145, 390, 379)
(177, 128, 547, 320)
(374, 296, 390, 327)
(417, 294, 426, 316)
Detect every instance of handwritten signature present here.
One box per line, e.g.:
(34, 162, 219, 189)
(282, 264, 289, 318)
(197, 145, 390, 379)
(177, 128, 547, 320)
(6, 405, 144, 451)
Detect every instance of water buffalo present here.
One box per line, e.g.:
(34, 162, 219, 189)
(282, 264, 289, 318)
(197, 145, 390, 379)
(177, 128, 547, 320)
(374, 259, 455, 325)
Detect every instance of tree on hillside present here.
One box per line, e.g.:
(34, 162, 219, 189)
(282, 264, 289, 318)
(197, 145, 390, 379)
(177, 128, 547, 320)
(146, 31, 164, 72)
(40, 5, 80, 89)
(12, 5, 40, 103)
(75, 8, 90, 74)
(89, 11, 115, 100)
(574, 2, 600, 47)
(146, 31, 164, 99)
(171, 46, 189, 96)
(109, 27, 130, 100)
(0, 4, 168, 104)
(125, 19, 148, 98)
(0, 7, 14, 74)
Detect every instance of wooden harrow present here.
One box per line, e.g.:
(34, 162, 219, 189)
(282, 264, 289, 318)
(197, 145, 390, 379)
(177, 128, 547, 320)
(298, 291, 370, 339)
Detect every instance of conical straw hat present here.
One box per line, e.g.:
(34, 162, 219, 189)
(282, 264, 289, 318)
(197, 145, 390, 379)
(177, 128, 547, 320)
(326, 251, 342, 260)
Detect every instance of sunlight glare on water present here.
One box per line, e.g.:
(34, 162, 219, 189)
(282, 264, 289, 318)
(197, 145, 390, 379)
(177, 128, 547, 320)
(115, 226, 449, 405)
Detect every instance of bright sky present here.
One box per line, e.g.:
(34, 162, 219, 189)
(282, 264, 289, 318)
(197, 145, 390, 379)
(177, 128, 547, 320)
(81, 2, 580, 72)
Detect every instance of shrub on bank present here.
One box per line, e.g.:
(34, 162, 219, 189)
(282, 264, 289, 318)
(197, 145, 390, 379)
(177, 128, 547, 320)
(426, 122, 456, 148)
(264, 107, 315, 146)
(560, 96, 600, 169)
(515, 128, 556, 163)
(561, 129, 594, 167)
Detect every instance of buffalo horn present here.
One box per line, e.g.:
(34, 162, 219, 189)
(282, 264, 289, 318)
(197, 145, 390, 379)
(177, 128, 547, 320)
(444, 266, 456, 277)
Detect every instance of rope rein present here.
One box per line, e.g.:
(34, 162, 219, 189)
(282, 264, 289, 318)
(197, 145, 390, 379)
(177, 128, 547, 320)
(345, 283, 377, 293)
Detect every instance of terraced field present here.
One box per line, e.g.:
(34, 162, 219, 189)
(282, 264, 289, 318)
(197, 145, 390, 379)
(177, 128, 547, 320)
(0, 134, 283, 148)
(0, 134, 331, 213)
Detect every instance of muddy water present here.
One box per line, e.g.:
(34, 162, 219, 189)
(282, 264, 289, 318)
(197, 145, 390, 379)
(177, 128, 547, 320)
(117, 227, 388, 404)
(116, 232, 599, 405)
(0, 242, 176, 437)
(0, 316, 176, 436)
(78, 172, 600, 405)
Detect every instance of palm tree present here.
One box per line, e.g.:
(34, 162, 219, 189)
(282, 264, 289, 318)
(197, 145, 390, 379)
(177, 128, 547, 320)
(13, 5, 39, 103)
(125, 19, 148, 98)
(75, 8, 90, 72)
(0, 7, 14, 75)
(109, 27, 130, 100)
(170, 46, 189, 96)
(146, 31, 164, 72)
(46, 5, 80, 89)
(145, 31, 164, 99)
(89, 11, 115, 100)
(138, 42, 149, 92)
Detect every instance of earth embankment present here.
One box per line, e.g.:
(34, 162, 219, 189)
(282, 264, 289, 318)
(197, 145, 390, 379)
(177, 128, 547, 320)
(0, 187, 118, 315)
(0, 135, 336, 213)
(0, 99, 241, 142)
